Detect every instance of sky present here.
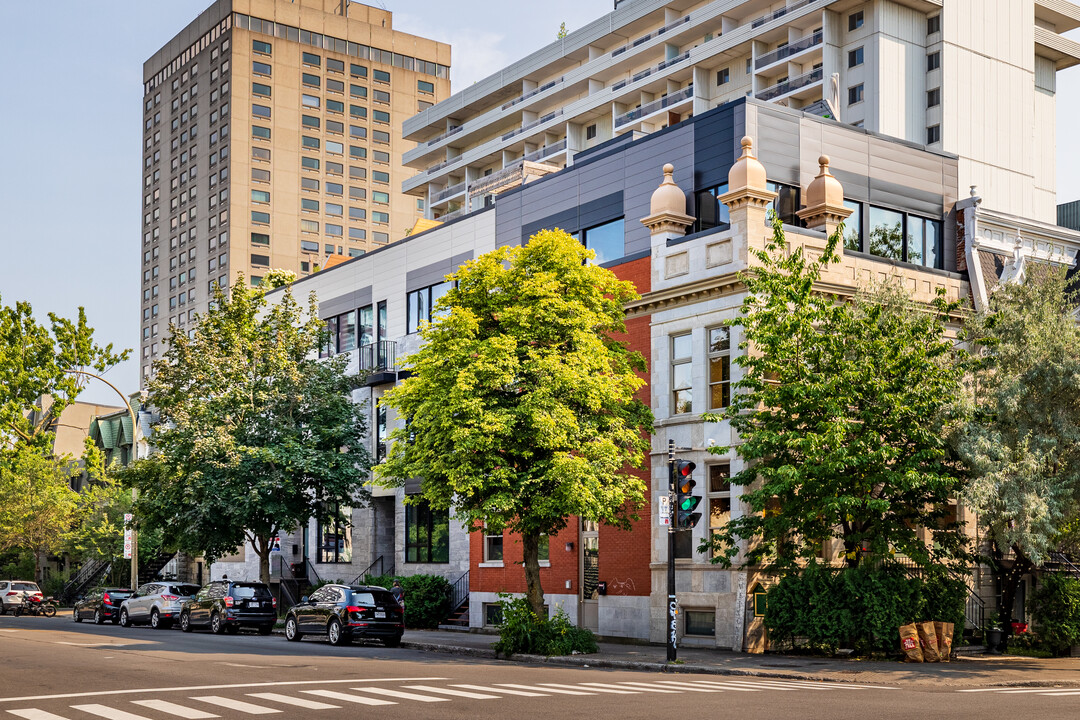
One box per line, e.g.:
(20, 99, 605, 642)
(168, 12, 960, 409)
(1, 1, 1079, 405)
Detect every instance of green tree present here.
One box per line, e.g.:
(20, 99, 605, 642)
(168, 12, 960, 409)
(0, 296, 128, 452)
(956, 265, 1080, 627)
(261, 268, 298, 290)
(375, 229, 653, 617)
(122, 279, 371, 583)
(703, 218, 969, 569)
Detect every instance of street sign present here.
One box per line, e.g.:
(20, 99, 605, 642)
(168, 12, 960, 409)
(123, 513, 134, 559)
(658, 495, 671, 526)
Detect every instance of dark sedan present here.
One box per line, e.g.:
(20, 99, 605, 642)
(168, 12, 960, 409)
(284, 584, 403, 647)
(73, 588, 132, 624)
(179, 581, 276, 635)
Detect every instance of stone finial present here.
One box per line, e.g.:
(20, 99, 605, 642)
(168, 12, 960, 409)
(717, 136, 776, 211)
(640, 163, 695, 236)
(797, 153, 852, 232)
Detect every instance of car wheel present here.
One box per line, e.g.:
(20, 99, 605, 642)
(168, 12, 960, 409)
(73, 608, 82, 623)
(180, 612, 192, 633)
(119, 609, 131, 628)
(285, 616, 302, 642)
(382, 635, 402, 648)
(210, 612, 225, 635)
(150, 609, 162, 629)
(327, 618, 349, 646)
(257, 624, 274, 636)
(94, 609, 104, 625)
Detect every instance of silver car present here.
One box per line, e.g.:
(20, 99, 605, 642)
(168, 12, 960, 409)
(0, 580, 42, 614)
(119, 582, 201, 629)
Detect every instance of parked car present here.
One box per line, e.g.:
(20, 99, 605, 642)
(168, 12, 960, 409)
(283, 584, 403, 647)
(0, 581, 42, 615)
(73, 588, 132, 624)
(179, 581, 276, 635)
(119, 582, 202, 629)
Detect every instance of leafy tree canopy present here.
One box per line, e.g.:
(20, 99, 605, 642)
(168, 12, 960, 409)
(375, 229, 653, 616)
(703, 219, 970, 570)
(122, 279, 371, 582)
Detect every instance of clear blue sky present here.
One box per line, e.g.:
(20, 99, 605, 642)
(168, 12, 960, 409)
(1, 1, 1078, 405)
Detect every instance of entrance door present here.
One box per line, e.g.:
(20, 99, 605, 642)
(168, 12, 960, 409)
(580, 520, 599, 632)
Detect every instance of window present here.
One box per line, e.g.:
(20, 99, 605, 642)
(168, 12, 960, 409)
(327, 161, 343, 175)
(326, 224, 343, 237)
(301, 198, 320, 212)
(252, 104, 271, 119)
(585, 124, 598, 141)
(373, 191, 389, 204)
(351, 84, 368, 98)
(350, 228, 366, 240)
(350, 105, 367, 119)
(327, 58, 344, 74)
(927, 51, 940, 71)
(716, 68, 730, 86)
(252, 82, 271, 97)
(766, 181, 801, 226)
(327, 79, 344, 93)
(317, 505, 352, 563)
(405, 499, 450, 563)
(252, 61, 271, 76)
(301, 177, 320, 192)
(708, 327, 730, 410)
(301, 156, 320, 171)
(351, 63, 368, 78)
(302, 72, 320, 88)
(484, 530, 504, 562)
(350, 187, 367, 201)
(907, 215, 942, 268)
(302, 94, 321, 108)
(302, 114, 321, 129)
(376, 399, 387, 462)
(253, 39, 271, 55)
(373, 69, 391, 83)
(842, 199, 862, 251)
(927, 87, 941, 108)
(848, 83, 864, 105)
(327, 182, 343, 195)
(407, 280, 453, 334)
(251, 232, 269, 246)
(373, 110, 391, 124)
(251, 211, 270, 225)
(927, 15, 941, 35)
(300, 219, 319, 233)
(327, 99, 344, 114)
(252, 125, 271, 140)
(580, 218, 624, 265)
(251, 189, 270, 203)
(302, 51, 321, 66)
(374, 232, 389, 243)
(418, 79, 435, 94)
(484, 603, 503, 626)
(372, 211, 389, 224)
(373, 130, 390, 144)
(868, 206, 904, 261)
(251, 168, 270, 182)
(849, 10, 864, 31)
(373, 90, 391, 104)
(373, 170, 390, 183)
(301, 240, 319, 253)
(848, 47, 864, 68)
(327, 140, 344, 155)
(250, 253, 270, 268)
(672, 334, 692, 415)
(685, 610, 716, 637)
(926, 124, 941, 144)
(708, 464, 732, 560)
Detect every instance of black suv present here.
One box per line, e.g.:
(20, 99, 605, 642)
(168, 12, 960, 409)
(284, 584, 403, 647)
(73, 588, 132, 624)
(179, 581, 276, 635)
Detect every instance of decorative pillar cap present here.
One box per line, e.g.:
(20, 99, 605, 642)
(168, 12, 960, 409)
(640, 163, 694, 236)
(727, 136, 768, 195)
(797, 153, 852, 230)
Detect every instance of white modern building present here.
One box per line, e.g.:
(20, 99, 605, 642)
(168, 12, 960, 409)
(401, 0, 1080, 225)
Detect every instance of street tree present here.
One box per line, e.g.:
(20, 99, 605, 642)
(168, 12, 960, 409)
(375, 229, 653, 618)
(121, 280, 371, 582)
(956, 265, 1080, 626)
(0, 296, 128, 452)
(703, 218, 970, 569)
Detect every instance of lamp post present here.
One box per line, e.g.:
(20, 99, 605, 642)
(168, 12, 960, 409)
(66, 369, 143, 588)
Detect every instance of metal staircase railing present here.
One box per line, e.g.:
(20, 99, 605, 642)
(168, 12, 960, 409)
(448, 570, 469, 613)
(58, 558, 111, 603)
(349, 555, 391, 586)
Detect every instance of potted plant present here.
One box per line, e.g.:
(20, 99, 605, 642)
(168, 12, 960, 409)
(985, 620, 1004, 654)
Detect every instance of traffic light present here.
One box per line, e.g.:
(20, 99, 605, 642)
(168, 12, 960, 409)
(675, 460, 701, 529)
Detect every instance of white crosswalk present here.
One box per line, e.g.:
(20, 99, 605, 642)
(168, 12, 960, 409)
(958, 686, 1080, 697)
(2, 677, 895, 718)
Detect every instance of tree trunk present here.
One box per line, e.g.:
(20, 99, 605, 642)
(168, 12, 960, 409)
(521, 532, 545, 619)
(253, 534, 273, 585)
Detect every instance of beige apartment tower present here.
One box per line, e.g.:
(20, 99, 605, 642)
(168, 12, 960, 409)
(139, 0, 450, 377)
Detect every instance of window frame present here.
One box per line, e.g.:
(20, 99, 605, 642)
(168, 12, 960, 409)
(707, 327, 731, 411)
(671, 333, 693, 415)
(404, 498, 450, 563)
(316, 504, 352, 563)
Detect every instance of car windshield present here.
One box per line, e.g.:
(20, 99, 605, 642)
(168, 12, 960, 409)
(232, 585, 271, 599)
(13, 583, 40, 591)
(172, 585, 201, 596)
(350, 590, 396, 607)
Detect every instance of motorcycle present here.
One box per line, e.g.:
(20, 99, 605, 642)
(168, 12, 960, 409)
(13, 595, 57, 617)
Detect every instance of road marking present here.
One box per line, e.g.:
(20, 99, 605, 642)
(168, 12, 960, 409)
(652, 681, 726, 693)
(539, 683, 638, 695)
(7, 711, 69, 720)
(496, 684, 595, 696)
(350, 688, 448, 703)
(400, 686, 500, 699)
(69, 705, 152, 720)
(677, 681, 761, 692)
(579, 683, 681, 694)
(1044, 691, 1080, 696)
(189, 697, 279, 715)
(218, 663, 274, 669)
(299, 691, 393, 706)
(617, 681, 715, 693)
(998, 688, 1071, 694)
(958, 687, 1035, 692)
(0, 629, 18, 633)
(702, 680, 799, 691)
(246, 694, 339, 710)
(131, 700, 219, 718)
(0, 679, 445, 704)
(450, 684, 549, 697)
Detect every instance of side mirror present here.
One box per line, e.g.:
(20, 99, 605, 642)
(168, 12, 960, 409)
(300, 596, 309, 604)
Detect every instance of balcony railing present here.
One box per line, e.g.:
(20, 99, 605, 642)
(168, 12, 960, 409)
(755, 31, 823, 69)
(426, 156, 459, 176)
(432, 180, 467, 204)
(611, 14, 692, 57)
(523, 138, 567, 163)
(611, 50, 692, 92)
(501, 109, 564, 142)
(502, 77, 565, 111)
(749, 0, 821, 29)
(615, 85, 694, 128)
(756, 67, 823, 101)
(359, 340, 396, 374)
(426, 124, 463, 147)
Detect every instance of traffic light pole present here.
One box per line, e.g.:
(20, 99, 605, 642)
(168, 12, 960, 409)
(666, 439, 677, 662)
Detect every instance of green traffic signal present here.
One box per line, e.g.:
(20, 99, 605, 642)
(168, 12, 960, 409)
(674, 458, 702, 529)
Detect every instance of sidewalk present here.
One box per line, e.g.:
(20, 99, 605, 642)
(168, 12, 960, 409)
(400, 629, 1080, 689)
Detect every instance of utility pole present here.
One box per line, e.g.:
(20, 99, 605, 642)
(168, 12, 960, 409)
(666, 439, 677, 662)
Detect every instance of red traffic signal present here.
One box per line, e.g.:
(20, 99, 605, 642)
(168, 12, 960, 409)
(676, 460, 696, 478)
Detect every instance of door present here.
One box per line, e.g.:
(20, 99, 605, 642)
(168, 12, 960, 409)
(301, 587, 328, 631)
(580, 520, 599, 632)
(130, 584, 154, 620)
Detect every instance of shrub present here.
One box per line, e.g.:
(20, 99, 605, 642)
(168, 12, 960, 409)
(492, 594, 598, 657)
(764, 563, 967, 655)
(363, 573, 450, 629)
(1029, 573, 1080, 655)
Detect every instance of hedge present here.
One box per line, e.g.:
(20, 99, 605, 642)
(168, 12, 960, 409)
(364, 573, 451, 629)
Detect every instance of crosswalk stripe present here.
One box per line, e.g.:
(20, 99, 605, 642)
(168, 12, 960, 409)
(349, 688, 448, 703)
(673, 681, 760, 692)
(188, 697, 279, 715)
(131, 700, 219, 718)
(705, 680, 801, 691)
(1041, 691, 1080, 696)
(958, 687, 1031, 692)
(579, 683, 681, 694)
(496, 684, 595, 696)
(299, 690, 394, 706)
(652, 681, 725, 693)
(451, 685, 549, 697)
(400, 686, 500, 699)
(7, 711, 70, 720)
(998, 688, 1069, 694)
(69, 705, 151, 720)
(617, 682, 716, 693)
(246, 694, 340, 710)
(538, 684, 639, 695)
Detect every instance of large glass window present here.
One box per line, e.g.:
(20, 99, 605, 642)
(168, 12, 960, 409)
(766, 181, 801, 226)
(842, 200, 862, 251)
(695, 183, 730, 233)
(708, 327, 730, 410)
(317, 505, 352, 563)
(672, 334, 693, 415)
(405, 499, 450, 563)
(708, 464, 731, 560)
(868, 206, 905, 261)
(580, 218, 624, 265)
(407, 280, 453, 334)
(484, 529, 504, 562)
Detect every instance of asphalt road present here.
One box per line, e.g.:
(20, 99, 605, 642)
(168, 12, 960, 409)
(2, 612, 1080, 719)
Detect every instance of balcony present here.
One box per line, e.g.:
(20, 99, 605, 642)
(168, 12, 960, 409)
(359, 341, 396, 385)
(756, 31, 822, 69)
(502, 77, 565, 111)
(432, 180, 467, 205)
(611, 15, 692, 58)
(756, 67, 822, 101)
(426, 124, 463, 147)
(615, 85, 694, 128)
(523, 138, 567, 163)
(611, 51, 692, 93)
(749, 0, 822, 29)
(502, 109, 564, 142)
(467, 158, 561, 199)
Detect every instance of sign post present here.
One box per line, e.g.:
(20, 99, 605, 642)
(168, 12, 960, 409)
(123, 513, 134, 561)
